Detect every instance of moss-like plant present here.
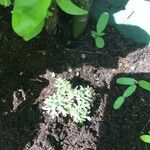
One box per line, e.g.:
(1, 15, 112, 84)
(91, 12, 109, 48)
(113, 77, 150, 110)
(42, 78, 94, 123)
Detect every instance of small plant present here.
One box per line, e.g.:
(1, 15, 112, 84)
(113, 77, 150, 110)
(0, 0, 88, 41)
(42, 78, 94, 123)
(140, 134, 150, 144)
(91, 12, 109, 48)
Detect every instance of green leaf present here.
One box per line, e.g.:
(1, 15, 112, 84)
(96, 12, 109, 33)
(91, 31, 98, 38)
(140, 135, 150, 144)
(0, 0, 11, 7)
(123, 85, 137, 98)
(116, 77, 137, 85)
(98, 32, 105, 36)
(56, 0, 88, 15)
(12, 0, 52, 41)
(113, 96, 125, 110)
(95, 37, 105, 48)
(138, 80, 150, 91)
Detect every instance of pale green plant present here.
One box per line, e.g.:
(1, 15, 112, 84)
(42, 78, 94, 123)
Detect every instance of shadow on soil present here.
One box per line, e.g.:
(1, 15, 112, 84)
(0, 6, 149, 150)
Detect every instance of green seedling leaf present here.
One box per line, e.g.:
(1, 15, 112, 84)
(56, 0, 88, 15)
(97, 12, 109, 33)
(138, 80, 150, 91)
(140, 135, 150, 144)
(0, 0, 11, 7)
(98, 32, 105, 36)
(95, 37, 104, 48)
(12, 0, 52, 41)
(113, 96, 125, 110)
(91, 31, 98, 38)
(123, 85, 137, 98)
(116, 77, 137, 85)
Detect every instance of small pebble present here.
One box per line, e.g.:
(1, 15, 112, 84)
(81, 54, 86, 59)
(76, 72, 80, 76)
(68, 68, 72, 73)
(19, 72, 23, 75)
(42, 51, 46, 55)
(51, 72, 55, 78)
(130, 66, 135, 71)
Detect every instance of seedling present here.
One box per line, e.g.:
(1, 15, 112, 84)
(42, 78, 95, 124)
(140, 134, 150, 144)
(91, 12, 109, 48)
(113, 77, 150, 110)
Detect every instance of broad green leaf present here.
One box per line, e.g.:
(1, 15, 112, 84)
(0, 0, 11, 7)
(56, 0, 88, 15)
(95, 37, 105, 48)
(123, 85, 137, 98)
(138, 80, 150, 91)
(12, 0, 52, 41)
(96, 12, 109, 33)
(140, 135, 150, 144)
(113, 96, 125, 110)
(116, 77, 137, 85)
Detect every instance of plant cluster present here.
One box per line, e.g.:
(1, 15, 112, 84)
(113, 77, 150, 110)
(42, 78, 94, 123)
(113, 77, 150, 144)
(0, 0, 109, 49)
(0, 0, 88, 41)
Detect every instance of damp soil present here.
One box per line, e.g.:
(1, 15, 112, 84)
(0, 7, 150, 150)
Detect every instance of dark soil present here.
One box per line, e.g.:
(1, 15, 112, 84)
(0, 7, 150, 150)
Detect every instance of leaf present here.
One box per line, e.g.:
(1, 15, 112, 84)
(123, 85, 137, 98)
(116, 77, 137, 85)
(95, 37, 105, 48)
(140, 135, 150, 144)
(56, 0, 88, 15)
(138, 80, 150, 91)
(113, 96, 125, 110)
(91, 31, 97, 38)
(98, 32, 105, 36)
(0, 0, 11, 7)
(12, 0, 52, 41)
(96, 12, 109, 33)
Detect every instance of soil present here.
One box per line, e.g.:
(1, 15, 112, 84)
(0, 7, 150, 150)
